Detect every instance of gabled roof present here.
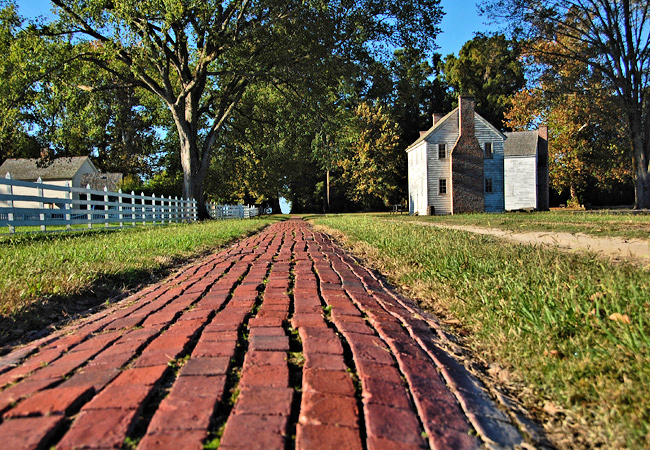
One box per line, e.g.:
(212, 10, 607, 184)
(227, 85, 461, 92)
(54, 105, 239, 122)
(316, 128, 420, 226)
(406, 107, 507, 152)
(81, 173, 123, 191)
(504, 131, 539, 157)
(406, 108, 457, 152)
(0, 156, 96, 181)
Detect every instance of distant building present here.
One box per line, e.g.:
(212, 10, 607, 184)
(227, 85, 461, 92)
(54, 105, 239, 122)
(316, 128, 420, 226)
(0, 156, 121, 209)
(81, 173, 124, 192)
(0, 156, 98, 187)
(504, 128, 549, 211)
(406, 95, 549, 215)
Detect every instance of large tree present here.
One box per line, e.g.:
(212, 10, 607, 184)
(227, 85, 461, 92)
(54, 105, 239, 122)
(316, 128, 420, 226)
(46, 0, 443, 218)
(443, 33, 525, 129)
(480, 0, 650, 208)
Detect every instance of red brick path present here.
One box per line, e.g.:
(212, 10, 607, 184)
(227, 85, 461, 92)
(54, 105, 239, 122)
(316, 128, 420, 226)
(0, 219, 529, 449)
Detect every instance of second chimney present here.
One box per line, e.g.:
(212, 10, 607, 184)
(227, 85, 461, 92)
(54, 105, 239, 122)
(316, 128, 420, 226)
(458, 96, 475, 137)
(432, 113, 444, 126)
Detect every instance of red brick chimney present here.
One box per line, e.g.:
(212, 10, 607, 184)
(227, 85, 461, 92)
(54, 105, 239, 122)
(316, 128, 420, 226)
(451, 96, 484, 214)
(458, 96, 475, 137)
(432, 113, 444, 126)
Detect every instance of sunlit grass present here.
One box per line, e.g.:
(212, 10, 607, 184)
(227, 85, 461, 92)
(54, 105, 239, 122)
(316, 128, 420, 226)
(0, 218, 278, 318)
(377, 210, 650, 240)
(312, 214, 650, 447)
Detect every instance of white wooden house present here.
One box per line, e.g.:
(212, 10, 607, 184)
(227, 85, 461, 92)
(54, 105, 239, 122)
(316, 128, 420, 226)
(0, 156, 98, 208)
(407, 96, 548, 215)
(407, 96, 505, 215)
(504, 128, 549, 211)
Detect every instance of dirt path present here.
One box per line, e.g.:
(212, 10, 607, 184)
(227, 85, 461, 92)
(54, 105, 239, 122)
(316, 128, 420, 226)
(412, 221, 650, 266)
(0, 219, 536, 449)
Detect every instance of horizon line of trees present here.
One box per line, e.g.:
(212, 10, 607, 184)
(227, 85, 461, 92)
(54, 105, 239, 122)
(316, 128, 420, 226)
(1, 0, 645, 213)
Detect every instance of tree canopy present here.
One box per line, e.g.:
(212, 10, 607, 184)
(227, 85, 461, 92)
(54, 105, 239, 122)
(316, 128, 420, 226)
(480, 0, 650, 208)
(41, 0, 443, 217)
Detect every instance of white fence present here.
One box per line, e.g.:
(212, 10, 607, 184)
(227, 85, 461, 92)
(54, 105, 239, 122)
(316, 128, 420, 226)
(208, 203, 260, 220)
(0, 174, 261, 234)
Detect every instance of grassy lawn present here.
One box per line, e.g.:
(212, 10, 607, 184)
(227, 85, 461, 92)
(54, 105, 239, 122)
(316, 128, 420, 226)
(0, 217, 283, 345)
(379, 210, 650, 240)
(310, 214, 650, 447)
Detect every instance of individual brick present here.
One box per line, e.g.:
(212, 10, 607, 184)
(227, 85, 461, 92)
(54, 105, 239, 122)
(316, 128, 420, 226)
(0, 415, 64, 449)
(299, 391, 359, 427)
(219, 414, 287, 449)
(302, 369, 356, 397)
(179, 357, 229, 377)
(296, 423, 363, 450)
(232, 387, 293, 416)
(57, 408, 139, 449)
(4, 386, 94, 418)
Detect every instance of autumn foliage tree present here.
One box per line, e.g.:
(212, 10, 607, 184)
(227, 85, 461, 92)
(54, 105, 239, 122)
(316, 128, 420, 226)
(336, 102, 401, 208)
(481, 0, 650, 208)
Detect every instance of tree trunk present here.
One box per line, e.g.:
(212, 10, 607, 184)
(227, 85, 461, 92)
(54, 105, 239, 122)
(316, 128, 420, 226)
(326, 170, 330, 210)
(630, 121, 650, 209)
(177, 124, 210, 220)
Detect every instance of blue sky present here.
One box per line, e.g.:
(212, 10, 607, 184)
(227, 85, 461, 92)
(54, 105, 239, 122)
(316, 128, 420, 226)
(16, 0, 497, 57)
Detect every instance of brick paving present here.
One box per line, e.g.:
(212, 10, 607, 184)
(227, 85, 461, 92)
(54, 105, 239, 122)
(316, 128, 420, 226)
(0, 219, 531, 449)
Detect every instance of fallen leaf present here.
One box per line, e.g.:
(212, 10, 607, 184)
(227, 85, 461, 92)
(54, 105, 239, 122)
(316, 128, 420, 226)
(443, 319, 461, 325)
(543, 402, 562, 416)
(590, 292, 605, 301)
(609, 313, 630, 324)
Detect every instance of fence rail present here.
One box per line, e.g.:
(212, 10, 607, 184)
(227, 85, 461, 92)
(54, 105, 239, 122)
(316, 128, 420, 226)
(1, 174, 261, 234)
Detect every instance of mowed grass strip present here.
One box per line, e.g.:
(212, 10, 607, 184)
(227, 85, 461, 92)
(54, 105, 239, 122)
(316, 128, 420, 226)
(380, 210, 650, 240)
(0, 218, 279, 318)
(311, 214, 650, 448)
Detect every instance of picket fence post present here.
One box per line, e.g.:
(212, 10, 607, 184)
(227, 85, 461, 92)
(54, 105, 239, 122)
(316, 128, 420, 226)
(37, 177, 46, 232)
(86, 184, 93, 229)
(118, 189, 124, 228)
(6, 173, 15, 234)
(141, 192, 146, 225)
(131, 191, 136, 226)
(104, 186, 109, 228)
(65, 181, 71, 230)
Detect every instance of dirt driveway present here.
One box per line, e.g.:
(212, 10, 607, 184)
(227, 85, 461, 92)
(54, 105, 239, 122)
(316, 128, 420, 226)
(412, 222, 650, 266)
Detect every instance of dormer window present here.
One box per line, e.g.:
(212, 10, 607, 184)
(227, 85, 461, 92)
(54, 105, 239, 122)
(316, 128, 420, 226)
(484, 142, 493, 159)
(438, 143, 446, 159)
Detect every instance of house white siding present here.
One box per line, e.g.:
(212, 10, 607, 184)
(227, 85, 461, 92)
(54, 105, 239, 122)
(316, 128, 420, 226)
(425, 110, 457, 215)
(504, 156, 537, 210)
(407, 140, 428, 215)
(475, 115, 505, 213)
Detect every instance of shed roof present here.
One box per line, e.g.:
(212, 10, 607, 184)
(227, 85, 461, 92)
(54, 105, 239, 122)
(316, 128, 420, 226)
(0, 156, 96, 181)
(504, 131, 539, 157)
(81, 173, 123, 191)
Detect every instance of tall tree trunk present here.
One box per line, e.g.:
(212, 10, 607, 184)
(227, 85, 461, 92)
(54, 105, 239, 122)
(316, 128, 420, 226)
(630, 118, 650, 209)
(176, 120, 210, 220)
(326, 170, 330, 210)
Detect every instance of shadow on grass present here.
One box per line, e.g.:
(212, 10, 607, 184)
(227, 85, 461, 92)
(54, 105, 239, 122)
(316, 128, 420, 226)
(0, 221, 279, 353)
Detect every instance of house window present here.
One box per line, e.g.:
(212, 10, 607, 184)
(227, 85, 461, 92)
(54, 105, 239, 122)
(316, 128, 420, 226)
(438, 143, 446, 159)
(439, 178, 447, 195)
(484, 142, 493, 159)
(485, 177, 493, 193)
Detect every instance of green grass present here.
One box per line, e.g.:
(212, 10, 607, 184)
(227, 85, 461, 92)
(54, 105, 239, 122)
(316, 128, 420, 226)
(0, 217, 282, 342)
(310, 214, 650, 447)
(380, 210, 650, 240)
